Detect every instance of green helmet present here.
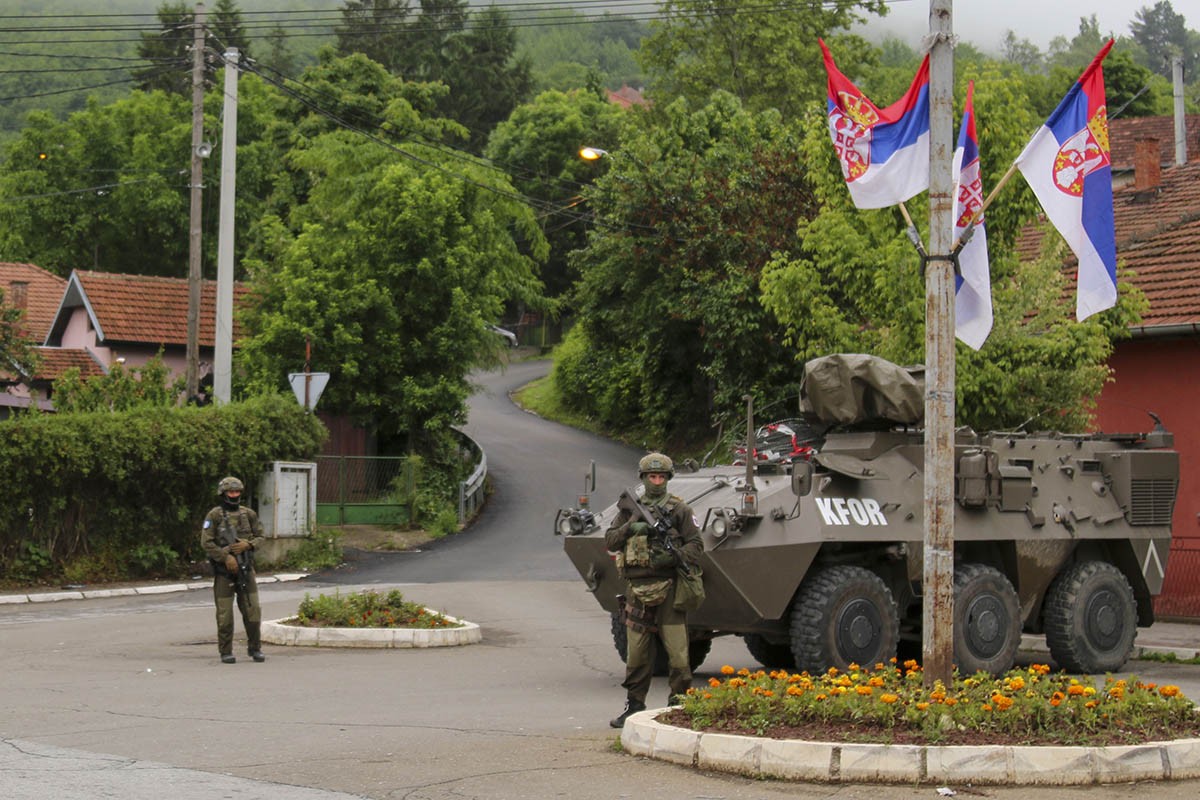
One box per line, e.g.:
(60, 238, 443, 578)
(217, 476, 244, 494)
(638, 452, 674, 478)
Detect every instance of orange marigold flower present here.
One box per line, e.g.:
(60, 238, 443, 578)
(787, 686, 804, 696)
(943, 697, 958, 707)
(703, 692, 713, 700)
(721, 665, 735, 675)
(916, 702, 930, 711)
(881, 693, 899, 704)
(827, 666, 840, 676)
(868, 676, 885, 687)
(982, 704, 993, 712)
(787, 674, 802, 683)
(815, 694, 827, 701)
(1108, 686, 1125, 699)
(1006, 676, 1025, 691)
(1160, 685, 1181, 698)
(992, 694, 1014, 711)
(1050, 697, 1062, 707)
(855, 685, 873, 696)
(708, 678, 721, 688)
(930, 690, 946, 702)
(738, 668, 751, 677)
(1085, 700, 1097, 709)
(903, 659, 919, 671)
(831, 686, 848, 696)
(762, 689, 775, 697)
(848, 662, 861, 671)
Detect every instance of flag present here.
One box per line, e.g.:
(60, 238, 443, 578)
(1015, 40, 1117, 321)
(819, 39, 930, 209)
(953, 81, 992, 350)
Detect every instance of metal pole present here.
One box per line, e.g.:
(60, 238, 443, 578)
(185, 3, 206, 401)
(214, 47, 238, 405)
(923, 0, 956, 688)
(1173, 57, 1188, 167)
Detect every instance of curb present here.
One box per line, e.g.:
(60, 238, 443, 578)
(260, 612, 482, 648)
(0, 574, 309, 605)
(1020, 633, 1200, 663)
(620, 710, 1200, 785)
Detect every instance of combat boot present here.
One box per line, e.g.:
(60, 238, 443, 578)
(609, 698, 646, 729)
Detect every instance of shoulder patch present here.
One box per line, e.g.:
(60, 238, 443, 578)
(203, 519, 211, 529)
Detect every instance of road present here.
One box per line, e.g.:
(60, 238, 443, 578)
(1, 359, 1199, 800)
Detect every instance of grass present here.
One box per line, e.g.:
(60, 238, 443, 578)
(287, 589, 462, 629)
(671, 660, 1200, 747)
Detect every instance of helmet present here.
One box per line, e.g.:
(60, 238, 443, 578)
(217, 476, 244, 495)
(638, 452, 674, 478)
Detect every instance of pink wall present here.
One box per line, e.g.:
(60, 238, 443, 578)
(1097, 337, 1200, 618)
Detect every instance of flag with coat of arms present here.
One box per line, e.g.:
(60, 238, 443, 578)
(819, 39, 931, 209)
(1015, 40, 1118, 321)
(953, 81, 992, 350)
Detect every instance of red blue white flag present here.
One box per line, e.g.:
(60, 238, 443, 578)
(819, 39, 930, 209)
(953, 81, 992, 350)
(1015, 40, 1117, 321)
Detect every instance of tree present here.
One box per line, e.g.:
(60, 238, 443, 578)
(484, 88, 630, 298)
(1131, 1, 1196, 76)
(237, 97, 546, 455)
(556, 93, 818, 442)
(133, 0, 253, 96)
(133, 2, 194, 95)
(517, 10, 646, 93)
(0, 287, 38, 380)
(636, 0, 887, 117)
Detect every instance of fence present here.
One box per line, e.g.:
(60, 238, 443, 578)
(315, 429, 486, 527)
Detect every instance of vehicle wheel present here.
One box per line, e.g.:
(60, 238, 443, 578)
(610, 611, 710, 674)
(953, 563, 1021, 675)
(742, 633, 796, 669)
(1044, 561, 1137, 673)
(789, 565, 899, 673)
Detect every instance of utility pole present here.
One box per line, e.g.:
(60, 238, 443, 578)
(214, 47, 239, 405)
(185, 2, 207, 401)
(922, 0, 957, 687)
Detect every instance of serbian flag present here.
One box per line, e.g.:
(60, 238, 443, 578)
(953, 82, 992, 350)
(820, 39, 930, 209)
(1015, 40, 1117, 321)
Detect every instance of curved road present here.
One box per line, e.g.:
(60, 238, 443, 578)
(309, 357, 643, 584)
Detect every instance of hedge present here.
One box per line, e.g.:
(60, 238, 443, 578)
(0, 394, 327, 578)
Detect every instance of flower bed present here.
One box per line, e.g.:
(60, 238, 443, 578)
(285, 588, 462, 629)
(669, 660, 1200, 747)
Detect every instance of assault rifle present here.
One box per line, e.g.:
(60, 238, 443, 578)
(218, 513, 251, 593)
(616, 488, 676, 556)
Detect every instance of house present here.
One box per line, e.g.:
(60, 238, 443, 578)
(1092, 151, 1200, 619)
(1, 262, 75, 414)
(1108, 114, 1199, 188)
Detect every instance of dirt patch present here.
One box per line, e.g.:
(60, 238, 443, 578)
(330, 524, 436, 552)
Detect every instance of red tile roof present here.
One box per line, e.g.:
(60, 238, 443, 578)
(1017, 160, 1200, 331)
(607, 85, 648, 109)
(28, 347, 107, 381)
(70, 270, 249, 347)
(1109, 115, 1200, 172)
(0, 262, 66, 342)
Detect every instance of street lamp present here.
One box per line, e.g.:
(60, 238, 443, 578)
(578, 146, 608, 161)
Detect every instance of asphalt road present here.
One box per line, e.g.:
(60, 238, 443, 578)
(2, 359, 1200, 800)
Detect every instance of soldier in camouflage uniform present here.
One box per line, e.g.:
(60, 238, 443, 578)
(604, 453, 702, 728)
(201, 476, 266, 664)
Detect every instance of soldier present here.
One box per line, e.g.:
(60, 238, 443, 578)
(201, 476, 266, 664)
(605, 453, 703, 728)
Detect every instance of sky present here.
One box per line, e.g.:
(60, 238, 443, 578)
(860, 0, 1153, 54)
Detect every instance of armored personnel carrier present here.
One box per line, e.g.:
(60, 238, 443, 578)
(555, 354, 1178, 675)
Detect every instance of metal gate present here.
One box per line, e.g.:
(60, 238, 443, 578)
(315, 456, 411, 526)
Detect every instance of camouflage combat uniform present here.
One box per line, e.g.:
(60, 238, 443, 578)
(605, 485, 702, 709)
(201, 503, 265, 660)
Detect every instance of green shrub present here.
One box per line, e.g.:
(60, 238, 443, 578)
(0, 393, 326, 582)
(275, 530, 343, 572)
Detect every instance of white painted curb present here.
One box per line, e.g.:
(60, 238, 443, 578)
(261, 611, 481, 648)
(620, 710, 1200, 784)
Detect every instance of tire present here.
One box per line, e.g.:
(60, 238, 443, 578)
(610, 611, 711, 674)
(1044, 561, 1138, 674)
(953, 563, 1021, 676)
(789, 565, 899, 673)
(742, 633, 797, 670)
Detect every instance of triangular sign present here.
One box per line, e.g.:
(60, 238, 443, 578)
(288, 372, 330, 410)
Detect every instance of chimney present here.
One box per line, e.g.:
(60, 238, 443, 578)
(1134, 138, 1161, 192)
(8, 280, 28, 309)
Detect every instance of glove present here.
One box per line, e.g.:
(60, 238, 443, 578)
(651, 550, 679, 569)
(229, 539, 251, 554)
(224, 554, 240, 573)
(629, 521, 651, 537)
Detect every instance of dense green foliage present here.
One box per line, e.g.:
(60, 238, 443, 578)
(514, 9, 646, 93)
(294, 588, 460, 628)
(0, 394, 326, 583)
(51, 354, 176, 412)
(557, 93, 815, 444)
(0, 286, 38, 374)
